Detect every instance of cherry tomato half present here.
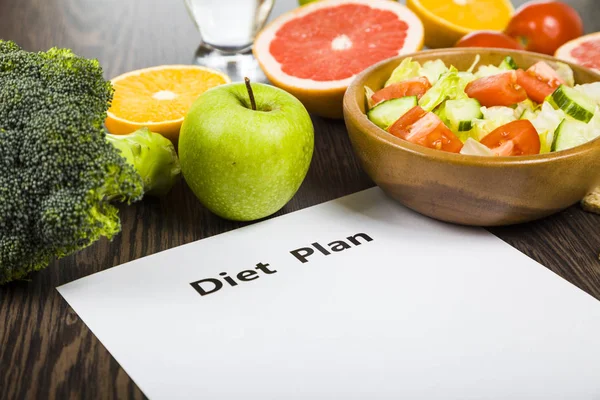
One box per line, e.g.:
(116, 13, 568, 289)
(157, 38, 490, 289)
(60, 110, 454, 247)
(480, 120, 541, 156)
(371, 77, 432, 105)
(505, 0, 583, 55)
(465, 71, 527, 107)
(455, 31, 525, 50)
(387, 106, 463, 153)
(515, 62, 564, 103)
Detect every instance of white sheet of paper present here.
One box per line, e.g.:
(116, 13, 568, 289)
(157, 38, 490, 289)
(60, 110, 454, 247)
(58, 188, 600, 400)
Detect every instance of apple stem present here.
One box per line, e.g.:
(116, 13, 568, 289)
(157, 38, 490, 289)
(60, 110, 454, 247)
(244, 77, 257, 111)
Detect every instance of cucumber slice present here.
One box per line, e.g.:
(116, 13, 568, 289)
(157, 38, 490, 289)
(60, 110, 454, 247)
(441, 98, 482, 132)
(551, 118, 600, 151)
(367, 96, 418, 129)
(550, 85, 596, 123)
(544, 94, 558, 109)
(552, 120, 587, 151)
(499, 56, 518, 70)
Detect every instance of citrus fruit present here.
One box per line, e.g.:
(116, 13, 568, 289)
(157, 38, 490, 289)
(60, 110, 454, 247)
(555, 32, 600, 73)
(253, 0, 424, 119)
(105, 65, 230, 142)
(406, 0, 513, 49)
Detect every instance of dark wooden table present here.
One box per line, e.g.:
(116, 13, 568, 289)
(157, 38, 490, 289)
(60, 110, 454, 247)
(1, 0, 599, 398)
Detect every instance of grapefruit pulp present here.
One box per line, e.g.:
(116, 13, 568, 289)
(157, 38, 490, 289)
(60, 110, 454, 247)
(555, 32, 600, 73)
(253, 0, 424, 118)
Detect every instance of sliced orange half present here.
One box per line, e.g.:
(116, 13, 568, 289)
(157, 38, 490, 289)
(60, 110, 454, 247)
(106, 65, 230, 142)
(406, 0, 514, 49)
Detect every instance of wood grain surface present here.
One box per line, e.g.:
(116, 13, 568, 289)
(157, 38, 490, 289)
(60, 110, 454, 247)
(0, 0, 599, 399)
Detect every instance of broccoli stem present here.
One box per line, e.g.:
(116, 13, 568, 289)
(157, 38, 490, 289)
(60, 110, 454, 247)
(106, 128, 181, 197)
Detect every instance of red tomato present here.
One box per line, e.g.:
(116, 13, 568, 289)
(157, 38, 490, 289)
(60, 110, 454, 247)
(455, 31, 525, 50)
(515, 70, 553, 103)
(480, 120, 541, 156)
(465, 71, 527, 107)
(505, 0, 584, 55)
(388, 105, 427, 130)
(515, 62, 564, 103)
(388, 106, 463, 153)
(371, 77, 432, 104)
(527, 61, 565, 87)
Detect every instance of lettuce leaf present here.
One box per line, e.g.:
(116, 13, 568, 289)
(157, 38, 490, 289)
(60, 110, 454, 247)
(460, 138, 495, 156)
(553, 61, 575, 87)
(474, 65, 504, 79)
(514, 99, 537, 119)
(418, 67, 465, 112)
(466, 55, 481, 73)
(574, 82, 600, 105)
(364, 86, 376, 110)
(418, 60, 448, 85)
(385, 57, 421, 87)
(457, 71, 476, 94)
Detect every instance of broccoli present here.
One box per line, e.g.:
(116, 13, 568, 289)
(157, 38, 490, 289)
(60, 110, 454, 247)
(0, 41, 180, 284)
(107, 128, 181, 197)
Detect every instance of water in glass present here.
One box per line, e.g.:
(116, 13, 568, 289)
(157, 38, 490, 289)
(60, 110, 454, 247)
(184, 0, 275, 82)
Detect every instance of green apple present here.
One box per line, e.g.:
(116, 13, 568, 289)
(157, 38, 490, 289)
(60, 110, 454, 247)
(179, 81, 314, 221)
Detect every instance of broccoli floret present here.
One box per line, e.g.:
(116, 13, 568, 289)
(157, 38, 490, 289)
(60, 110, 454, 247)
(0, 41, 151, 284)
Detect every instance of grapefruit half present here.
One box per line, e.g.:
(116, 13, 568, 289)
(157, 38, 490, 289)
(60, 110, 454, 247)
(254, 0, 424, 119)
(555, 32, 600, 73)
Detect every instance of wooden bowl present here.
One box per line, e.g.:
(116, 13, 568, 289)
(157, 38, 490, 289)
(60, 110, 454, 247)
(343, 48, 600, 226)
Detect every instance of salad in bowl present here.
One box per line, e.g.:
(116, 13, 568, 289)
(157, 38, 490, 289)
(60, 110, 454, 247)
(364, 55, 600, 156)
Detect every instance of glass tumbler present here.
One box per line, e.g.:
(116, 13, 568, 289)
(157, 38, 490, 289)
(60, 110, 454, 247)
(184, 0, 275, 82)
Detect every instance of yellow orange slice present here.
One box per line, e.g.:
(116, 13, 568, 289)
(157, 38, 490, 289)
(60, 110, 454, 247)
(406, 0, 514, 49)
(106, 65, 230, 142)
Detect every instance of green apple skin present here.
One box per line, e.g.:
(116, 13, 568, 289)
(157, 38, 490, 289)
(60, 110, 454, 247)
(179, 82, 314, 221)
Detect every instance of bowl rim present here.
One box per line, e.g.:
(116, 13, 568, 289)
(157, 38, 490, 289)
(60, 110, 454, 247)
(343, 47, 600, 167)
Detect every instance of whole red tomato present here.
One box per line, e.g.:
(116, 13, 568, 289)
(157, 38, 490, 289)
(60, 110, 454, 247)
(455, 31, 525, 50)
(505, 0, 583, 55)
